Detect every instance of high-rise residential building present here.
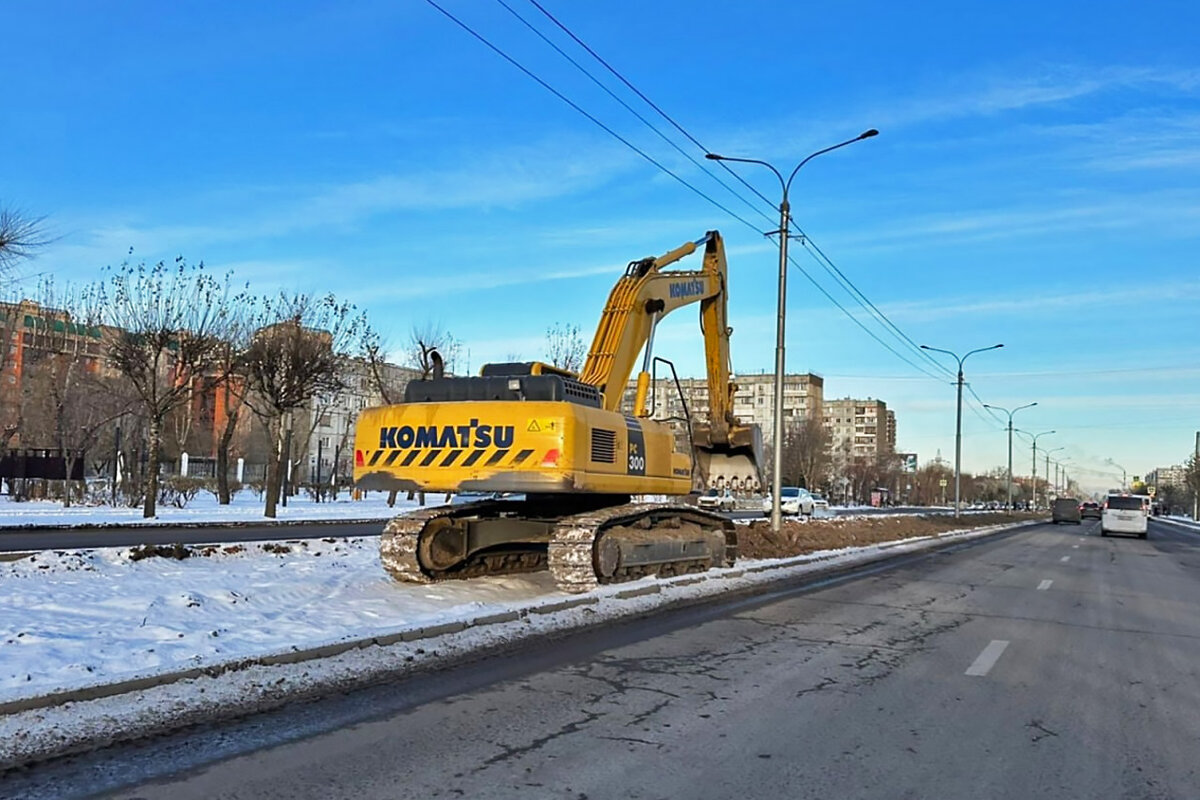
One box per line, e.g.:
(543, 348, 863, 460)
(623, 372, 824, 446)
(822, 397, 894, 462)
(1146, 465, 1187, 488)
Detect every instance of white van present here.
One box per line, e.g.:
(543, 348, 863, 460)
(1100, 494, 1149, 538)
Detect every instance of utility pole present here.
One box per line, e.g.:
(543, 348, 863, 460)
(983, 402, 1036, 514)
(707, 128, 878, 534)
(1194, 431, 1199, 520)
(923, 344, 1004, 517)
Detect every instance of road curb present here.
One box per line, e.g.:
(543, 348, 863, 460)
(0, 517, 1040, 770)
(0, 516, 394, 533)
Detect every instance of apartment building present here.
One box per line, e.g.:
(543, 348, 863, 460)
(0, 299, 118, 444)
(823, 397, 895, 462)
(623, 372, 825, 446)
(1146, 465, 1187, 488)
(302, 358, 420, 484)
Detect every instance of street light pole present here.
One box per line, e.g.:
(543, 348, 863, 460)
(983, 402, 1037, 512)
(707, 128, 878, 534)
(920, 343, 1004, 517)
(1016, 429, 1055, 510)
(1044, 446, 1064, 498)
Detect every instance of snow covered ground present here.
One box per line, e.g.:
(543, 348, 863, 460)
(0, 516, 1039, 773)
(0, 537, 564, 704)
(0, 491, 428, 527)
(0, 517, 977, 707)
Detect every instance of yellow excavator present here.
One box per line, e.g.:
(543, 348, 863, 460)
(353, 230, 763, 593)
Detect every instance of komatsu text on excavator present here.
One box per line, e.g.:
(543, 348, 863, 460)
(354, 231, 764, 593)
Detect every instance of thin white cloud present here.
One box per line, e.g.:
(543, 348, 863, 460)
(866, 281, 1200, 324)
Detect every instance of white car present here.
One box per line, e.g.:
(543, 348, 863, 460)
(809, 492, 833, 518)
(762, 486, 814, 516)
(698, 487, 736, 511)
(1100, 493, 1149, 538)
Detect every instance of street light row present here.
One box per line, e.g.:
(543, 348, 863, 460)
(706, 127, 1118, 527)
(918, 344, 1078, 514)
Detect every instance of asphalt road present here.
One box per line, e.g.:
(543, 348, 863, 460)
(8, 517, 1198, 799)
(0, 506, 944, 551)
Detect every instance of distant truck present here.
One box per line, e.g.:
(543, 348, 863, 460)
(1052, 497, 1082, 524)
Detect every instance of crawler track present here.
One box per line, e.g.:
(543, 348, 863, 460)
(380, 500, 736, 593)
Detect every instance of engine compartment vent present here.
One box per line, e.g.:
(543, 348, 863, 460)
(591, 429, 617, 463)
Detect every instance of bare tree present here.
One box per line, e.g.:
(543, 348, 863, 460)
(211, 300, 256, 504)
(779, 414, 831, 490)
(243, 292, 366, 518)
(104, 257, 242, 518)
(545, 322, 586, 372)
(0, 207, 51, 277)
(362, 326, 408, 404)
(408, 322, 458, 378)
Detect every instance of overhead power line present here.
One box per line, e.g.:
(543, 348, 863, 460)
(426, 0, 969, 392)
(494, 0, 775, 228)
(523, 0, 955, 382)
(422, 0, 764, 234)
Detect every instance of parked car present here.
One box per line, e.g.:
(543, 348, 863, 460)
(762, 486, 814, 517)
(698, 487, 736, 512)
(1079, 501, 1101, 519)
(809, 492, 833, 518)
(1052, 497, 1082, 524)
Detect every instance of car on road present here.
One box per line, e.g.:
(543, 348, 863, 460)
(1079, 501, 1101, 519)
(697, 487, 736, 512)
(762, 486, 815, 517)
(1052, 497, 1082, 524)
(1100, 493, 1149, 538)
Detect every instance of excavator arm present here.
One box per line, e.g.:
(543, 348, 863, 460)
(577, 231, 764, 491)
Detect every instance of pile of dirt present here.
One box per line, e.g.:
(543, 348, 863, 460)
(737, 512, 1041, 560)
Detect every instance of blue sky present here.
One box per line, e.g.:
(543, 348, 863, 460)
(3, 0, 1199, 492)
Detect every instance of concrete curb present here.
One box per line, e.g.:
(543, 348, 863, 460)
(0, 516, 393, 533)
(0, 517, 1041, 770)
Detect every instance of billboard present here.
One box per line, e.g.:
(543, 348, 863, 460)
(899, 453, 918, 473)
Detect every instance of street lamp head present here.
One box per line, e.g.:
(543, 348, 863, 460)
(994, 344, 1005, 349)
(859, 129, 879, 139)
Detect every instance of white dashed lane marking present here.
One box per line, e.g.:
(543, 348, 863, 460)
(966, 640, 1011, 677)
(1060, 556, 1070, 562)
(1037, 580, 1053, 590)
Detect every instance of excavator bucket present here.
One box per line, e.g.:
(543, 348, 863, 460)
(692, 421, 764, 494)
